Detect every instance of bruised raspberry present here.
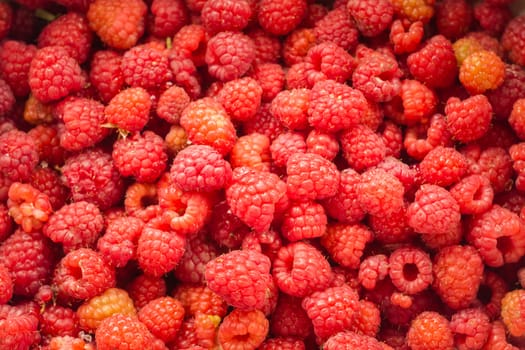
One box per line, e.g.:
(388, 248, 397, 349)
(7, 182, 52, 233)
(407, 311, 454, 350)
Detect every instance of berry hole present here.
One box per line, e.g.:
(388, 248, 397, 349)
(496, 235, 514, 255)
(141, 194, 158, 207)
(477, 284, 492, 305)
(402, 263, 419, 281)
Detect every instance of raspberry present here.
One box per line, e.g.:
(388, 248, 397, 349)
(123, 182, 162, 223)
(357, 167, 405, 216)
(0, 78, 14, 118)
(201, 0, 251, 33)
(270, 294, 312, 339)
(340, 124, 387, 172)
(269, 132, 306, 168)
(205, 249, 273, 310)
(39, 305, 80, 340)
(467, 205, 525, 267)
(432, 245, 484, 310)
(258, 337, 305, 350)
(172, 284, 227, 318)
(0, 303, 40, 349)
(53, 248, 115, 303)
(419, 146, 468, 187)
(384, 79, 437, 126)
(205, 31, 255, 82)
(501, 15, 525, 66)
(137, 296, 184, 343)
(0, 230, 55, 297)
(208, 199, 250, 249)
(217, 309, 269, 350)
(407, 35, 458, 89)
(180, 98, 237, 156)
(280, 200, 326, 241)
(459, 50, 505, 94)
(358, 254, 389, 290)
(509, 98, 525, 140)
(148, 0, 188, 38)
(174, 232, 221, 284)
(230, 133, 272, 171)
(320, 223, 373, 269)
(473, 1, 511, 36)
(0, 2, 11, 41)
(389, 19, 424, 54)
(305, 42, 356, 85)
(98, 216, 143, 268)
(323, 331, 385, 350)
(156, 86, 190, 125)
(22, 93, 54, 126)
(105, 87, 152, 133)
(347, 0, 394, 37)
(242, 103, 285, 143)
(216, 77, 262, 122)
(483, 320, 519, 350)
(272, 241, 333, 297)
(322, 168, 365, 224)
(7, 182, 52, 233)
(282, 28, 316, 66)
(407, 184, 461, 235)
(61, 148, 124, 210)
(501, 289, 525, 337)
(449, 174, 493, 215)
(0, 129, 38, 183)
(449, 308, 491, 350)
(435, 0, 472, 40)
(127, 274, 167, 310)
(388, 246, 433, 295)
(404, 113, 453, 161)
(313, 7, 359, 52)
(390, 0, 435, 23)
(464, 146, 512, 194)
(453, 37, 484, 67)
(301, 284, 360, 341)
(94, 314, 160, 350)
(87, 0, 147, 50)
(487, 64, 525, 120)
(406, 311, 454, 350)
(257, 0, 307, 36)
(0, 262, 12, 304)
(88, 50, 124, 103)
(0, 40, 37, 97)
(270, 88, 309, 131)
(169, 312, 221, 349)
(304, 130, 338, 161)
(77, 288, 136, 332)
(0, 203, 11, 242)
(121, 45, 172, 91)
(247, 29, 282, 65)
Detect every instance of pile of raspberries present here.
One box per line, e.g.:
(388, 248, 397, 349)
(0, 0, 525, 349)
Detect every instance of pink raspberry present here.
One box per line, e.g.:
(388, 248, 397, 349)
(501, 14, 525, 66)
(321, 223, 373, 269)
(257, 0, 307, 35)
(269, 132, 306, 168)
(357, 167, 405, 217)
(347, 0, 394, 37)
(174, 232, 221, 285)
(449, 174, 494, 215)
(216, 77, 262, 122)
(280, 200, 326, 242)
(156, 85, 190, 125)
(314, 7, 359, 52)
(341, 124, 387, 172)
(449, 308, 491, 350)
(201, 0, 252, 33)
(389, 246, 433, 295)
(0, 129, 38, 183)
(96, 216, 144, 268)
(419, 146, 468, 187)
(445, 95, 492, 143)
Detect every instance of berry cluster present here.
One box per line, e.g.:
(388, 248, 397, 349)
(0, 0, 524, 349)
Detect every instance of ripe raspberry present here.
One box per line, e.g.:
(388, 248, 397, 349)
(258, 337, 305, 350)
(208, 199, 250, 249)
(201, 0, 251, 33)
(305, 130, 339, 161)
(483, 320, 519, 350)
(390, 0, 435, 23)
(124, 182, 162, 223)
(0, 78, 14, 118)
(384, 79, 437, 126)
(502, 15, 525, 66)
(500, 289, 525, 338)
(257, 0, 307, 36)
(407, 184, 461, 235)
(126, 274, 167, 310)
(87, 0, 147, 50)
(302, 284, 360, 341)
(340, 124, 387, 172)
(248, 63, 284, 102)
(270, 89, 309, 131)
(313, 7, 359, 52)
(389, 19, 424, 54)
(94, 314, 160, 350)
(449, 174, 493, 215)
(230, 133, 271, 171)
(88, 50, 124, 103)
(105, 87, 152, 133)
(404, 113, 453, 161)
(148, 0, 188, 38)
(0, 230, 55, 297)
(155, 86, 189, 125)
(137, 296, 184, 343)
(269, 132, 306, 168)
(322, 168, 365, 224)
(407, 35, 458, 88)
(121, 45, 172, 90)
(467, 205, 525, 267)
(205, 249, 273, 310)
(463, 145, 512, 194)
(435, 0, 472, 39)
(473, 1, 511, 36)
(357, 167, 405, 217)
(174, 232, 221, 284)
(0, 203, 13, 242)
(0, 262, 12, 304)
(305, 42, 356, 85)
(388, 246, 433, 295)
(450, 308, 491, 350)
(280, 200, 326, 241)
(53, 248, 115, 302)
(61, 148, 124, 210)
(0, 129, 38, 183)
(452, 37, 484, 67)
(419, 146, 467, 187)
(459, 50, 505, 94)
(217, 309, 268, 350)
(282, 28, 316, 66)
(205, 31, 255, 82)
(0, 40, 37, 97)
(97, 216, 143, 268)
(77, 288, 136, 332)
(407, 311, 454, 350)
(39, 304, 80, 340)
(358, 254, 389, 290)
(0, 303, 40, 349)
(216, 77, 262, 122)
(432, 245, 484, 310)
(509, 98, 525, 140)
(247, 29, 281, 65)
(323, 331, 385, 350)
(173, 284, 227, 318)
(320, 223, 373, 269)
(7, 182, 52, 233)
(242, 103, 285, 143)
(180, 98, 237, 156)
(347, 0, 393, 37)
(270, 294, 312, 339)
(487, 64, 525, 120)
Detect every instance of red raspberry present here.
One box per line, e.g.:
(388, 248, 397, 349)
(308, 80, 367, 133)
(216, 77, 262, 122)
(432, 245, 484, 310)
(97, 216, 143, 268)
(473, 1, 511, 36)
(282, 28, 316, 66)
(156, 85, 190, 125)
(384, 79, 437, 126)
(0, 78, 14, 118)
(502, 15, 525, 66)
(270, 294, 313, 339)
(121, 45, 172, 90)
(0, 262, 12, 304)
(0, 129, 38, 183)
(123, 182, 162, 223)
(0, 40, 37, 97)
(137, 296, 184, 343)
(94, 314, 160, 350)
(148, 0, 189, 38)
(217, 309, 269, 350)
(404, 113, 453, 161)
(257, 0, 307, 36)
(127, 274, 167, 310)
(57, 97, 109, 151)
(407, 184, 461, 235)
(205, 31, 255, 82)
(322, 168, 365, 224)
(247, 29, 281, 65)
(467, 205, 525, 267)
(27, 124, 66, 167)
(321, 223, 373, 269)
(301, 284, 360, 341)
(241, 229, 282, 262)
(272, 241, 333, 297)
(313, 7, 358, 52)
(323, 331, 385, 350)
(347, 0, 394, 37)
(53, 248, 115, 302)
(340, 124, 387, 172)
(449, 174, 493, 215)
(105, 87, 152, 133)
(258, 337, 305, 350)
(248, 63, 284, 102)
(358, 254, 389, 290)
(0, 230, 55, 297)
(28, 46, 84, 103)
(463, 145, 512, 194)
(269, 132, 306, 168)
(7, 182, 52, 233)
(407, 311, 454, 350)
(230, 133, 271, 172)
(87, 0, 147, 50)
(419, 146, 468, 187)
(501, 289, 525, 337)
(0, 2, 11, 41)
(208, 199, 250, 249)
(39, 304, 80, 340)
(389, 19, 424, 54)
(459, 50, 505, 95)
(174, 232, 221, 284)
(389, 246, 433, 295)
(0, 303, 40, 349)
(180, 98, 237, 156)
(407, 35, 458, 88)
(280, 200, 326, 241)
(305, 42, 356, 85)
(487, 64, 525, 120)
(305, 130, 339, 161)
(270, 89, 309, 131)
(435, 0, 473, 39)
(201, 0, 251, 33)
(483, 320, 519, 350)
(170, 24, 209, 67)
(61, 148, 124, 210)
(450, 308, 491, 350)
(76, 288, 136, 332)
(88, 50, 124, 103)
(169, 312, 220, 349)
(509, 98, 525, 140)
(205, 249, 273, 310)
(172, 284, 227, 318)
(243, 102, 286, 143)
(357, 167, 405, 217)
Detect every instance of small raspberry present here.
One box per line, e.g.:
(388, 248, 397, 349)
(242, 102, 285, 142)
(449, 174, 493, 215)
(459, 50, 505, 94)
(502, 15, 525, 66)
(280, 200, 326, 242)
(89, 50, 124, 103)
(174, 232, 221, 284)
(321, 223, 373, 269)
(357, 167, 405, 217)
(87, 0, 147, 50)
(205, 249, 273, 310)
(0, 129, 38, 183)
(39, 304, 80, 340)
(384, 79, 437, 126)
(172, 284, 227, 318)
(358, 254, 389, 290)
(148, 0, 188, 38)
(270, 294, 312, 339)
(121, 45, 172, 90)
(97, 216, 144, 268)
(500, 289, 525, 337)
(248, 63, 284, 101)
(313, 7, 359, 51)
(247, 29, 281, 65)
(322, 168, 365, 224)
(282, 28, 316, 66)
(0, 262, 13, 304)
(216, 77, 262, 122)
(407, 311, 454, 350)
(389, 19, 424, 54)
(340, 124, 387, 172)
(347, 0, 393, 37)
(138, 296, 185, 343)
(305, 42, 356, 85)
(450, 308, 491, 350)
(201, 0, 251, 33)
(77, 287, 136, 332)
(269, 132, 306, 168)
(257, 0, 307, 36)
(217, 309, 269, 350)
(389, 246, 433, 295)
(435, 0, 473, 40)
(156, 85, 190, 125)
(7, 182, 52, 233)
(419, 146, 468, 187)
(230, 133, 272, 171)
(94, 314, 160, 350)
(126, 274, 167, 310)
(270, 88, 309, 131)
(105, 87, 152, 133)
(0, 40, 37, 97)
